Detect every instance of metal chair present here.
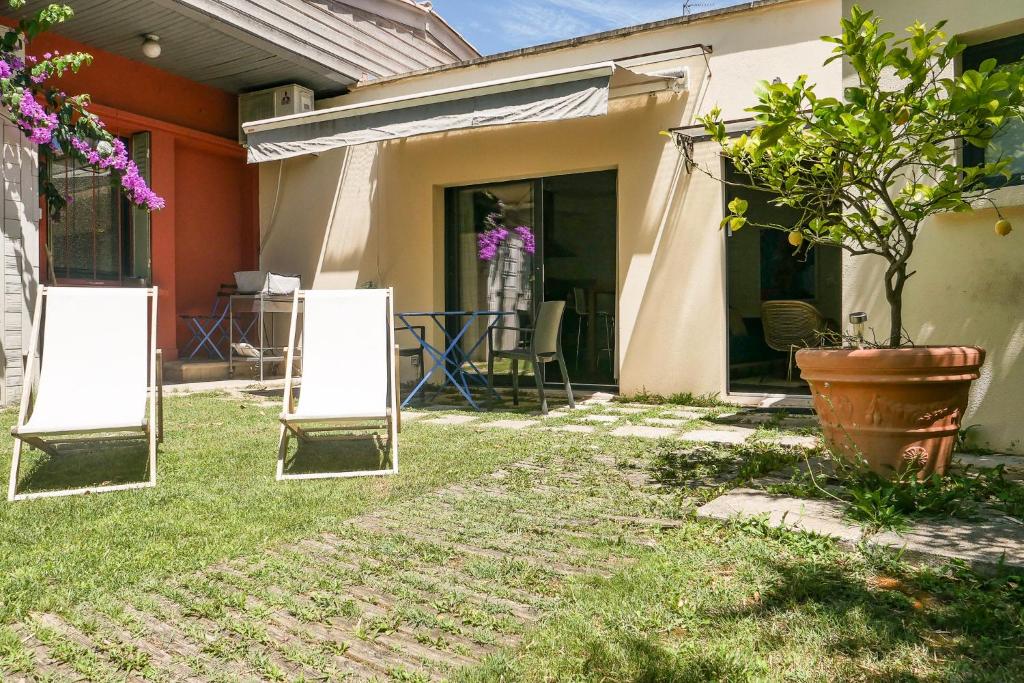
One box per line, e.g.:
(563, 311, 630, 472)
(760, 300, 828, 382)
(180, 287, 233, 360)
(571, 287, 614, 370)
(487, 300, 575, 415)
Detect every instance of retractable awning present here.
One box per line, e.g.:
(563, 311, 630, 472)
(242, 62, 680, 163)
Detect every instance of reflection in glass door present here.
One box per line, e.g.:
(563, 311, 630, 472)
(447, 181, 538, 386)
(446, 170, 618, 389)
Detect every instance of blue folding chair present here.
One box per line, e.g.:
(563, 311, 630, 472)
(180, 286, 235, 360)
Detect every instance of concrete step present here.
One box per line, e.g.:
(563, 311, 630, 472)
(164, 359, 243, 384)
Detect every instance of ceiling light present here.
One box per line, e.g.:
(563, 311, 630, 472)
(141, 34, 161, 59)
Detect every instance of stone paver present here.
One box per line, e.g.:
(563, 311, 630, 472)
(644, 418, 688, 428)
(697, 488, 864, 542)
(698, 489, 1024, 570)
(954, 453, 1024, 469)
(580, 415, 620, 424)
(678, 429, 753, 445)
(872, 518, 1024, 569)
(543, 424, 597, 434)
(605, 406, 648, 415)
(421, 414, 480, 426)
(478, 419, 538, 431)
(663, 409, 708, 420)
(610, 426, 677, 439)
(771, 434, 821, 449)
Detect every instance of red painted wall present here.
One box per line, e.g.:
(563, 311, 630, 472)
(26, 32, 238, 139)
(174, 145, 258, 346)
(26, 29, 258, 359)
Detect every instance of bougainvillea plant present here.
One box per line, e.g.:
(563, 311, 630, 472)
(1, 0, 164, 217)
(477, 211, 536, 261)
(688, 6, 1024, 347)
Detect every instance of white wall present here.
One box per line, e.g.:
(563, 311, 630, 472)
(0, 121, 40, 406)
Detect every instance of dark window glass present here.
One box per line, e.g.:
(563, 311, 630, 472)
(963, 34, 1024, 187)
(46, 136, 152, 282)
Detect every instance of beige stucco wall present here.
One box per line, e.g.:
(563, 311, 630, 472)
(841, 0, 1024, 453)
(258, 0, 841, 400)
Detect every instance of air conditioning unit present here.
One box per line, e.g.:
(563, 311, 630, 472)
(238, 84, 314, 144)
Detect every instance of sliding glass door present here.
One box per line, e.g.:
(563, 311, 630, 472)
(445, 170, 617, 388)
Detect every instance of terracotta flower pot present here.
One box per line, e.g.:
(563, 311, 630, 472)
(795, 346, 985, 478)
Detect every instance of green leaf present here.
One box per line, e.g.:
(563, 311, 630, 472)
(727, 197, 749, 216)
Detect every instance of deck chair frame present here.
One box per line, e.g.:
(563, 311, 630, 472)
(7, 286, 162, 502)
(276, 288, 399, 481)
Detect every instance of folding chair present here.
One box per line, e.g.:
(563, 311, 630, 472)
(180, 285, 241, 360)
(277, 288, 398, 481)
(8, 287, 162, 501)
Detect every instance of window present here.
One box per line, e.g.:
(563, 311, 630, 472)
(963, 34, 1024, 187)
(46, 132, 152, 282)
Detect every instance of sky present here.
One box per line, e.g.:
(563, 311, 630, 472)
(429, 1, 744, 55)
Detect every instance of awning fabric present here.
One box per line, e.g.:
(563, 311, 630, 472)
(243, 63, 659, 163)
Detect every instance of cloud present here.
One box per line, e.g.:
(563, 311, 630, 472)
(494, 3, 595, 43)
(545, 0, 686, 27)
(434, 0, 737, 54)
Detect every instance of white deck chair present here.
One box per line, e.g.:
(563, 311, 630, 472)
(277, 288, 398, 481)
(8, 286, 161, 502)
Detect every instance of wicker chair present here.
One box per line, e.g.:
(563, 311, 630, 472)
(760, 300, 828, 382)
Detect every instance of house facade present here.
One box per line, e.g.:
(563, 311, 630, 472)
(2, 0, 1022, 453)
(0, 0, 476, 402)
(248, 0, 1024, 453)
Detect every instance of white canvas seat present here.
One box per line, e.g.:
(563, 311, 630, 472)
(277, 288, 398, 480)
(8, 287, 161, 501)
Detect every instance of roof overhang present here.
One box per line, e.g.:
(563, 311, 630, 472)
(243, 62, 683, 163)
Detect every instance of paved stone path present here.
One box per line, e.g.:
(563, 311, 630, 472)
(698, 448, 1024, 571)
(3, 448, 676, 682)
(404, 401, 824, 451)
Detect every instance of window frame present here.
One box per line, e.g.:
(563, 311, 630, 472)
(962, 33, 1024, 188)
(44, 134, 152, 285)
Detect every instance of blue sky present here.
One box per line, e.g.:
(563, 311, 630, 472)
(430, 1, 743, 55)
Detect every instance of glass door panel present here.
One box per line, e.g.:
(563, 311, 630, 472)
(446, 171, 619, 391)
(447, 181, 538, 384)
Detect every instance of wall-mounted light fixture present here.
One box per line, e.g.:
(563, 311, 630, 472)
(141, 34, 161, 59)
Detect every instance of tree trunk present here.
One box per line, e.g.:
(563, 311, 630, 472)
(884, 263, 907, 348)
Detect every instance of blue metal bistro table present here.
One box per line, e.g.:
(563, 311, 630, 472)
(396, 310, 513, 410)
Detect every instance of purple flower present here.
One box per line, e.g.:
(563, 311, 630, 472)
(0, 60, 11, 79)
(513, 226, 536, 254)
(70, 135, 165, 210)
(477, 224, 536, 260)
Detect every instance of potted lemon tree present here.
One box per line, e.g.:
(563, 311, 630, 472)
(696, 6, 1024, 477)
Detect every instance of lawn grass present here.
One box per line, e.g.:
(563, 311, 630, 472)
(460, 519, 1024, 682)
(0, 392, 555, 623)
(1, 390, 1021, 681)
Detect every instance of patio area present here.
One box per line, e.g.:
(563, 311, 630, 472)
(2, 388, 1022, 681)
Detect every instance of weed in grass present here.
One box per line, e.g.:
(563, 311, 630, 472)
(650, 441, 799, 492)
(819, 456, 1024, 531)
(615, 390, 735, 408)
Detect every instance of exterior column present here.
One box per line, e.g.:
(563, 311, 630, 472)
(0, 121, 39, 407)
(149, 129, 178, 360)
